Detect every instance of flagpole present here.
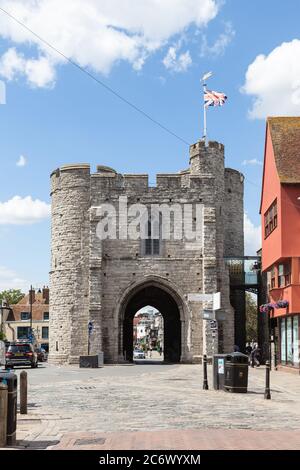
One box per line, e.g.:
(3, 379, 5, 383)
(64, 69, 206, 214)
(201, 72, 212, 147)
(203, 81, 207, 146)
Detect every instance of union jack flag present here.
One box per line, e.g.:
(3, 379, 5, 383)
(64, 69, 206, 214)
(204, 89, 227, 108)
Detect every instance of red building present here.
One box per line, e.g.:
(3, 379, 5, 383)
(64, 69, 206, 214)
(260, 117, 300, 369)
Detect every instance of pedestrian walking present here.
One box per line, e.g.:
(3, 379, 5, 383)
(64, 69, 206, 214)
(250, 345, 261, 367)
(245, 342, 252, 364)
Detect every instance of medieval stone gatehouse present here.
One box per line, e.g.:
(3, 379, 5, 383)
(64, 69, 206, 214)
(49, 140, 244, 364)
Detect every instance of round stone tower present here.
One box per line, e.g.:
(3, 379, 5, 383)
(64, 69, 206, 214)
(188, 140, 244, 353)
(189, 140, 224, 180)
(49, 164, 91, 364)
(224, 168, 244, 257)
(189, 140, 228, 354)
(224, 168, 245, 352)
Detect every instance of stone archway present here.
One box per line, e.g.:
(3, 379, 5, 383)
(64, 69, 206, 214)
(118, 278, 187, 363)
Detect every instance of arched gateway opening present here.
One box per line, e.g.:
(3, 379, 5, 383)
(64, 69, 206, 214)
(121, 283, 182, 363)
(133, 307, 164, 361)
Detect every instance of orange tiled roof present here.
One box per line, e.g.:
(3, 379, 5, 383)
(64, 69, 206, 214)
(16, 292, 48, 306)
(268, 117, 300, 183)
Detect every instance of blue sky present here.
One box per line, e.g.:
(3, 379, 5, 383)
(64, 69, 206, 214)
(0, 0, 299, 290)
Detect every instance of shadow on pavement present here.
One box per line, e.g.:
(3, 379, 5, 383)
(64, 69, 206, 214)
(133, 359, 175, 365)
(246, 389, 283, 395)
(15, 440, 60, 450)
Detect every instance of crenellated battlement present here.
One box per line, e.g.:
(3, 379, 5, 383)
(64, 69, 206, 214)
(123, 174, 149, 190)
(156, 174, 182, 189)
(51, 140, 230, 195)
(189, 140, 224, 159)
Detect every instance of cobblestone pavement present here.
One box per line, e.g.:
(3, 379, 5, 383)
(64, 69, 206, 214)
(3, 361, 300, 449)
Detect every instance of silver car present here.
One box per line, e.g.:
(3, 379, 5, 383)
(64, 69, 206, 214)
(133, 349, 145, 359)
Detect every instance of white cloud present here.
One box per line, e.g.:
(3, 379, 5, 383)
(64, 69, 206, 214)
(0, 0, 219, 87)
(242, 159, 262, 166)
(0, 266, 28, 291)
(244, 213, 261, 255)
(163, 46, 192, 72)
(0, 47, 24, 81)
(0, 47, 56, 88)
(0, 196, 50, 225)
(242, 39, 300, 119)
(201, 21, 235, 57)
(16, 154, 27, 167)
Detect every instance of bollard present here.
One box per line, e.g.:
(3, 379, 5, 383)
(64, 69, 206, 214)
(0, 371, 18, 446)
(264, 360, 271, 400)
(20, 371, 27, 415)
(0, 383, 8, 447)
(203, 354, 209, 390)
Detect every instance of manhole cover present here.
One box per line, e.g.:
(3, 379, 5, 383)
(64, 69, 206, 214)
(75, 438, 106, 446)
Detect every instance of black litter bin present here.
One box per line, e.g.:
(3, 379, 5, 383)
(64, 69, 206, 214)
(0, 371, 17, 445)
(224, 352, 248, 393)
(213, 354, 227, 390)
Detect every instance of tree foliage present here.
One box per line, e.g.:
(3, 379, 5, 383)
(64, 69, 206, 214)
(0, 331, 6, 341)
(246, 292, 257, 342)
(0, 289, 24, 305)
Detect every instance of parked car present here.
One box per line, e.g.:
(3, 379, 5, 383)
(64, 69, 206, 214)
(5, 342, 38, 369)
(35, 347, 48, 362)
(133, 349, 145, 359)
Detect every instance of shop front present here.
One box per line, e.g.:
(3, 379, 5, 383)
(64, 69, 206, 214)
(279, 314, 300, 368)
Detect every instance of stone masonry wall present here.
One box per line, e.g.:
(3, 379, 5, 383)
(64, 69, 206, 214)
(49, 165, 91, 364)
(49, 141, 244, 364)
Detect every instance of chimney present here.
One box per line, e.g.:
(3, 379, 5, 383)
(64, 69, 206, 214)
(42, 286, 49, 305)
(29, 288, 35, 304)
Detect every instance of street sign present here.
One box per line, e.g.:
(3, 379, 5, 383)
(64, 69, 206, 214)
(88, 321, 94, 335)
(188, 292, 221, 307)
(215, 310, 226, 321)
(202, 310, 215, 320)
(218, 358, 225, 374)
(209, 320, 218, 330)
(188, 293, 213, 302)
(213, 292, 221, 310)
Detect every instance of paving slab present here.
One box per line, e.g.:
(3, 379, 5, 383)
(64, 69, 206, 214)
(51, 429, 300, 450)
(2, 363, 299, 450)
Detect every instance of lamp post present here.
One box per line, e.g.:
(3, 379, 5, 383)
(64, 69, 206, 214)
(203, 354, 209, 390)
(88, 321, 93, 356)
(29, 285, 33, 333)
(270, 309, 277, 370)
(264, 360, 271, 399)
(28, 286, 40, 343)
